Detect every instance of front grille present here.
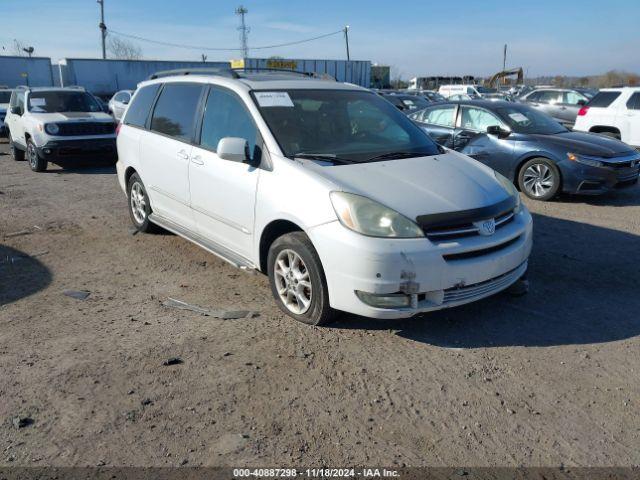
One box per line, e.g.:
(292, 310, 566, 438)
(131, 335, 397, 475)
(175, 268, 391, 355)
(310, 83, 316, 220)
(56, 122, 116, 136)
(441, 262, 526, 305)
(425, 209, 514, 240)
(442, 235, 521, 261)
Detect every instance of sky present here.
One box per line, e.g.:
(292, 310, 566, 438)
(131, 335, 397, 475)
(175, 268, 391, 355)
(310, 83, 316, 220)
(0, 0, 638, 79)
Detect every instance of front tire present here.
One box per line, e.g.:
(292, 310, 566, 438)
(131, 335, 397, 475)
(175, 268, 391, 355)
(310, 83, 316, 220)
(267, 232, 336, 326)
(127, 173, 157, 233)
(9, 133, 25, 161)
(27, 139, 47, 172)
(518, 157, 560, 201)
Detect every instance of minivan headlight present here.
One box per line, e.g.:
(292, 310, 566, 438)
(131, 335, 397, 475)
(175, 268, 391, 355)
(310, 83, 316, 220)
(330, 192, 424, 238)
(494, 171, 521, 212)
(45, 123, 60, 135)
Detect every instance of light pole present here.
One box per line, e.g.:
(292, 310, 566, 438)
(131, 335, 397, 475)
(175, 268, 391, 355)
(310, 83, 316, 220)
(97, 0, 107, 59)
(344, 25, 350, 61)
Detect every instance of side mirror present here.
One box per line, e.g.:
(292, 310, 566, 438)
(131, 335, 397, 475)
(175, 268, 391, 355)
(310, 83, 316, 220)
(10, 106, 22, 115)
(577, 99, 586, 106)
(487, 125, 511, 139)
(217, 137, 250, 163)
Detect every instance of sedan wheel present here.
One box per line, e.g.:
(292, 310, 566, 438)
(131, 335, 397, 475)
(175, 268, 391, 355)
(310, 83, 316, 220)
(518, 158, 560, 201)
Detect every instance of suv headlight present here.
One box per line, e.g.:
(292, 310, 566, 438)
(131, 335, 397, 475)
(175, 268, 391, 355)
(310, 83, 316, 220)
(494, 171, 521, 212)
(45, 123, 60, 135)
(330, 192, 424, 238)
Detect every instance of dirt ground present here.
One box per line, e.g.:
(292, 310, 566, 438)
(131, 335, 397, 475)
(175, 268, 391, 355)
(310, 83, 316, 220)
(1, 137, 639, 468)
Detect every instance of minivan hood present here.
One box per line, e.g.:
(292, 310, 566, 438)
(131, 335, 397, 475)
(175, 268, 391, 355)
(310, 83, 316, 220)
(529, 131, 634, 158)
(28, 111, 114, 123)
(302, 152, 511, 220)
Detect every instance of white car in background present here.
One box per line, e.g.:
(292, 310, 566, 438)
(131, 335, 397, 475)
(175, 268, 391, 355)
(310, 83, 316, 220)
(108, 89, 134, 121)
(116, 69, 533, 326)
(0, 88, 12, 136)
(574, 87, 640, 149)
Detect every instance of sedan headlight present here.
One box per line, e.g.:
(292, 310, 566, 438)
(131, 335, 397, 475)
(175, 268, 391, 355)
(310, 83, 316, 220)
(567, 152, 604, 168)
(330, 192, 424, 238)
(494, 171, 521, 212)
(45, 123, 60, 135)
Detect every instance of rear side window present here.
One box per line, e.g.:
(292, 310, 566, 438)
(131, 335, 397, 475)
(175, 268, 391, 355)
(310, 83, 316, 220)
(200, 87, 259, 159)
(421, 105, 456, 127)
(587, 91, 621, 108)
(150, 83, 204, 142)
(124, 84, 160, 127)
(626, 92, 640, 110)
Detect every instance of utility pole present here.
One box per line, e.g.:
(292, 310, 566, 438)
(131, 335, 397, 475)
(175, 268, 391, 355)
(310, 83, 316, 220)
(235, 6, 249, 60)
(503, 43, 507, 71)
(97, 0, 107, 59)
(344, 25, 350, 61)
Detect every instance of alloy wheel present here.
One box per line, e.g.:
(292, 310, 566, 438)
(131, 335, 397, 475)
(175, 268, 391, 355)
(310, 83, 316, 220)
(523, 163, 554, 197)
(274, 249, 313, 315)
(130, 182, 147, 224)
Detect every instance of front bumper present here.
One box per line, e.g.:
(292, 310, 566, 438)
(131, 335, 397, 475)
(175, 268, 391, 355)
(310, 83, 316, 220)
(559, 156, 640, 194)
(36, 138, 117, 162)
(308, 206, 533, 319)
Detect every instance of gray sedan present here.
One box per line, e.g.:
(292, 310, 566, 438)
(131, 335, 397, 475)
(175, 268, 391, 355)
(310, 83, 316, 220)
(519, 88, 596, 128)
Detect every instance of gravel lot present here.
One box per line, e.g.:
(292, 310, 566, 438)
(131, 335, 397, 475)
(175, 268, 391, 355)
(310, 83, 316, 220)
(1, 138, 639, 468)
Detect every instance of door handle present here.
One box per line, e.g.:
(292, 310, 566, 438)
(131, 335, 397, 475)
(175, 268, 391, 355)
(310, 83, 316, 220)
(191, 155, 204, 165)
(177, 150, 189, 160)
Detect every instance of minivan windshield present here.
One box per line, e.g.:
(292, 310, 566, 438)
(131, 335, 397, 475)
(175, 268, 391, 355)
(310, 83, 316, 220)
(497, 105, 568, 135)
(253, 89, 440, 163)
(28, 91, 102, 113)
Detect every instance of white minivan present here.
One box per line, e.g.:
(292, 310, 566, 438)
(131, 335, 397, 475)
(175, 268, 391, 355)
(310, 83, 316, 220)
(116, 69, 533, 325)
(439, 84, 496, 99)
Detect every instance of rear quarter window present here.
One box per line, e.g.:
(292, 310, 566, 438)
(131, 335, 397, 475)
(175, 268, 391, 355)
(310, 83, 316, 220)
(625, 92, 640, 110)
(124, 84, 161, 127)
(587, 91, 621, 108)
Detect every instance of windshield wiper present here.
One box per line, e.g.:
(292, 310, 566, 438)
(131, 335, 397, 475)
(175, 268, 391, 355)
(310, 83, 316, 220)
(364, 151, 433, 162)
(294, 153, 357, 165)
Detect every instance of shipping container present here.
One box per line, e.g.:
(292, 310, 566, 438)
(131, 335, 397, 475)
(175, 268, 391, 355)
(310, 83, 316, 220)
(0, 55, 54, 88)
(57, 58, 231, 97)
(239, 58, 371, 87)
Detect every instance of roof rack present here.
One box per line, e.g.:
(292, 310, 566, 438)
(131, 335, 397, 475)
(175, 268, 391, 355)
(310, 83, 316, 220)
(148, 68, 239, 80)
(148, 67, 336, 82)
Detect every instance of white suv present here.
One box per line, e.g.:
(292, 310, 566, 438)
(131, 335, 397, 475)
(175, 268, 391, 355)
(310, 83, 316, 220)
(5, 86, 117, 171)
(116, 69, 533, 325)
(574, 87, 640, 149)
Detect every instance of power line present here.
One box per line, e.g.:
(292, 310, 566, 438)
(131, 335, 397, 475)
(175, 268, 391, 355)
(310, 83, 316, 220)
(106, 28, 345, 52)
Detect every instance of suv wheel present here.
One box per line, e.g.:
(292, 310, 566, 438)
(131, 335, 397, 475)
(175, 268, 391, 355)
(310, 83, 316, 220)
(127, 173, 157, 233)
(27, 139, 47, 172)
(518, 158, 560, 201)
(267, 232, 336, 326)
(9, 134, 25, 161)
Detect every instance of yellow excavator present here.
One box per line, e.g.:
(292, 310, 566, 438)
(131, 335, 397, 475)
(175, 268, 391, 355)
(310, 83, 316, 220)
(486, 67, 524, 88)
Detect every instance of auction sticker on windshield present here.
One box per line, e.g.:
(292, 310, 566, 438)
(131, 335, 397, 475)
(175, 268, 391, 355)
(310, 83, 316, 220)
(255, 92, 294, 107)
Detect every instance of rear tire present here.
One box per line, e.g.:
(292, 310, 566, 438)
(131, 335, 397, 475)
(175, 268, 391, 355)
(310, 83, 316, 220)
(267, 231, 336, 326)
(27, 139, 47, 172)
(9, 133, 25, 161)
(518, 157, 560, 201)
(127, 173, 158, 233)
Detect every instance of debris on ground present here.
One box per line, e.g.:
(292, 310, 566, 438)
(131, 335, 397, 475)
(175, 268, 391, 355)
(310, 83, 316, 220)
(162, 297, 258, 320)
(4, 225, 42, 239)
(12, 416, 34, 429)
(163, 357, 183, 366)
(63, 289, 91, 300)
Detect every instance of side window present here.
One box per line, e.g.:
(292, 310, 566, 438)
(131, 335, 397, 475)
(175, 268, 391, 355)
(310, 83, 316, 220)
(563, 91, 586, 105)
(114, 92, 126, 102)
(422, 105, 455, 127)
(200, 87, 259, 159)
(124, 84, 160, 127)
(538, 91, 560, 104)
(150, 83, 204, 142)
(460, 107, 504, 132)
(626, 92, 640, 110)
(526, 91, 541, 102)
